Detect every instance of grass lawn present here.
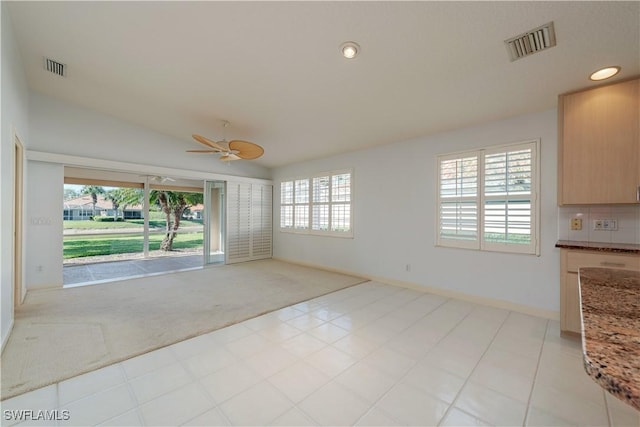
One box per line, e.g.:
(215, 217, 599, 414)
(64, 232, 203, 259)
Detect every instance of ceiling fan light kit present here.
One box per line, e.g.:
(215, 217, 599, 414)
(187, 121, 264, 162)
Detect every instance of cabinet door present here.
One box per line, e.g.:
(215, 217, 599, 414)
(562, 272, 582, 334)
(560, 78, 639, 204)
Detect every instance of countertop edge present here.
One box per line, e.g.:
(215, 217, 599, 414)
(556, 240, 640, 254)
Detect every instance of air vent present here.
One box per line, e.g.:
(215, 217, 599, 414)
(44, 57, 66, 77)
(505, 22, 556, 61)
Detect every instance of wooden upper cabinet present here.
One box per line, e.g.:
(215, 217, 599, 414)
(558, 77, 640, 205)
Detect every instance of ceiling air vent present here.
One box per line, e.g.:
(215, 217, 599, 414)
(505, 22, 556, 61)
(44, 57, 66, 77)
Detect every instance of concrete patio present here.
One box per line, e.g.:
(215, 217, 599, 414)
(63, 254, 203, 287)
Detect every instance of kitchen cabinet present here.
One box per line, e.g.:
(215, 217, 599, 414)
(558, 77, 639, 205)
(560, 249, 640, 335)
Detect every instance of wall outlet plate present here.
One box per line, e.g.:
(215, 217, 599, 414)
(593, 219, 618, 231)
(571, 218, 582, 231)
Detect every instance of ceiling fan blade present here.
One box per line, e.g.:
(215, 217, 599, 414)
(228, 140, 264, 160)
(220, 153, 241, 162)
(186, 149, 219, 153)
(192, 134, 226, 152)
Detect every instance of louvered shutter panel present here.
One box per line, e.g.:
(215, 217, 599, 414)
(227, 182, 272, 263)
(252, 184, 272, 258)
(227, 182, 252, 262)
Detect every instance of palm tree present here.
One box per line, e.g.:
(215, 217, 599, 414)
(80, 185, 105, 217)
(150, 190, 203, 251)
(105, 188, 143, 220)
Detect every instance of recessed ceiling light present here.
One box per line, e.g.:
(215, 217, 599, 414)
(589, 66, 621, 81)
(340, 41, 360, 59)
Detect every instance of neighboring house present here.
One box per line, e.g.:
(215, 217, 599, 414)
(63, 195, 143, 220)
(186, 204, 204, 220)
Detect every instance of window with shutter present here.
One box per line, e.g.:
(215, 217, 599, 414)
(436, 141, 539, 255)
(280, 169, 353, 237)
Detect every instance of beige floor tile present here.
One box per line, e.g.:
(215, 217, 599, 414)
(59, 364, 125, 406)
(199, 360, 262, 404)
(529, 382, 608, 426)
(98, 409, 144, 427)
(244, 345, 298, 378)
(469, 361, 534, 403)
(298, 381, 370, 426)
(268, 361, 330, 403)
(182, 407, 229, 426)
(268, 407, 318, 426)
(1, 385, 58, 427)
(280, 332, 326, 358)
(439, 407, 492, 426)
(454, 382, 527, 426)
(332, 333, 378, 359)
(305, 346, 357, 377)
(219, 381, 293, 426)
(139, 382, 215, 426)
(402, 364, 466, 404)
(361, 346, 416, 379)
(354, 407, 402, 426)
(376, 382, 450, 426)
(606, 392, 640, 427)
(129, 361, 192, 404)
(334, 361, 397, 404)
(60, 384, 136, 427)
(181, 346, 238, 377)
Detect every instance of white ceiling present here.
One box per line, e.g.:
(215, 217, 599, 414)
(7, 1, 640, 169)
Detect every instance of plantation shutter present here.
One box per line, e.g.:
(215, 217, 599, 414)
(226, 181, 273, 263)
(227, 182, 252, 262)
(482, 143, 536, 254)
(437, 153, 480, 249)
(436, 140, 538, 255)
(252, 184, 272, 258)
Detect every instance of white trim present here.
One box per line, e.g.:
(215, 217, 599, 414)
(25, 150, 272, 185)
(1, 319, 14, 354)
(273, 256, 559, 320)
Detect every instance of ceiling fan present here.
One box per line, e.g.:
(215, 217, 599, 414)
(187, 120, 264, 162)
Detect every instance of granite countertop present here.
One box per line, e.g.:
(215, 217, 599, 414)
(579, 267, 640, 411)
(556, 240, 640, 254)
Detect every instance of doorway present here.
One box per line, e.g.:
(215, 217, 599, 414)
(204, 180, 225, 265)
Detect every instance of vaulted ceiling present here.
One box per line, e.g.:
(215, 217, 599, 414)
(7, 1, 640, 168)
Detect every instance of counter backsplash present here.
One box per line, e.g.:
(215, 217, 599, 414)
(558, 205, 640, 245)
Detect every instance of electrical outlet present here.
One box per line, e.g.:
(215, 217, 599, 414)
(593, 219, 618, 231)
(570, 218, 582, 231)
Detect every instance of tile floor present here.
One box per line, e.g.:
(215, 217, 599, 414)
(2, 281, 638, 426)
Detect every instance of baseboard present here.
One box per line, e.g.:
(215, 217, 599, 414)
(1, 319, 15, 355)
(273, 257, 559, 320)
(272, 257, 369, 280)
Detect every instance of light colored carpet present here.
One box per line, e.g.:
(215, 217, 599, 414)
(1, 259, 366, 400)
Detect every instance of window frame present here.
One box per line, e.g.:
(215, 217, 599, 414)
(280, 169, 353, 238)
(436, 140, 540, 255)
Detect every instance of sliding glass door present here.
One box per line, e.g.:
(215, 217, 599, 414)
(203, 180, 225, 265)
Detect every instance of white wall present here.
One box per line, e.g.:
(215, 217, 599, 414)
(24, 161, 64, 289)
(273, 109, 560, 314)
(29, 92, 270, 180)
(1, 3, 30, 349)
